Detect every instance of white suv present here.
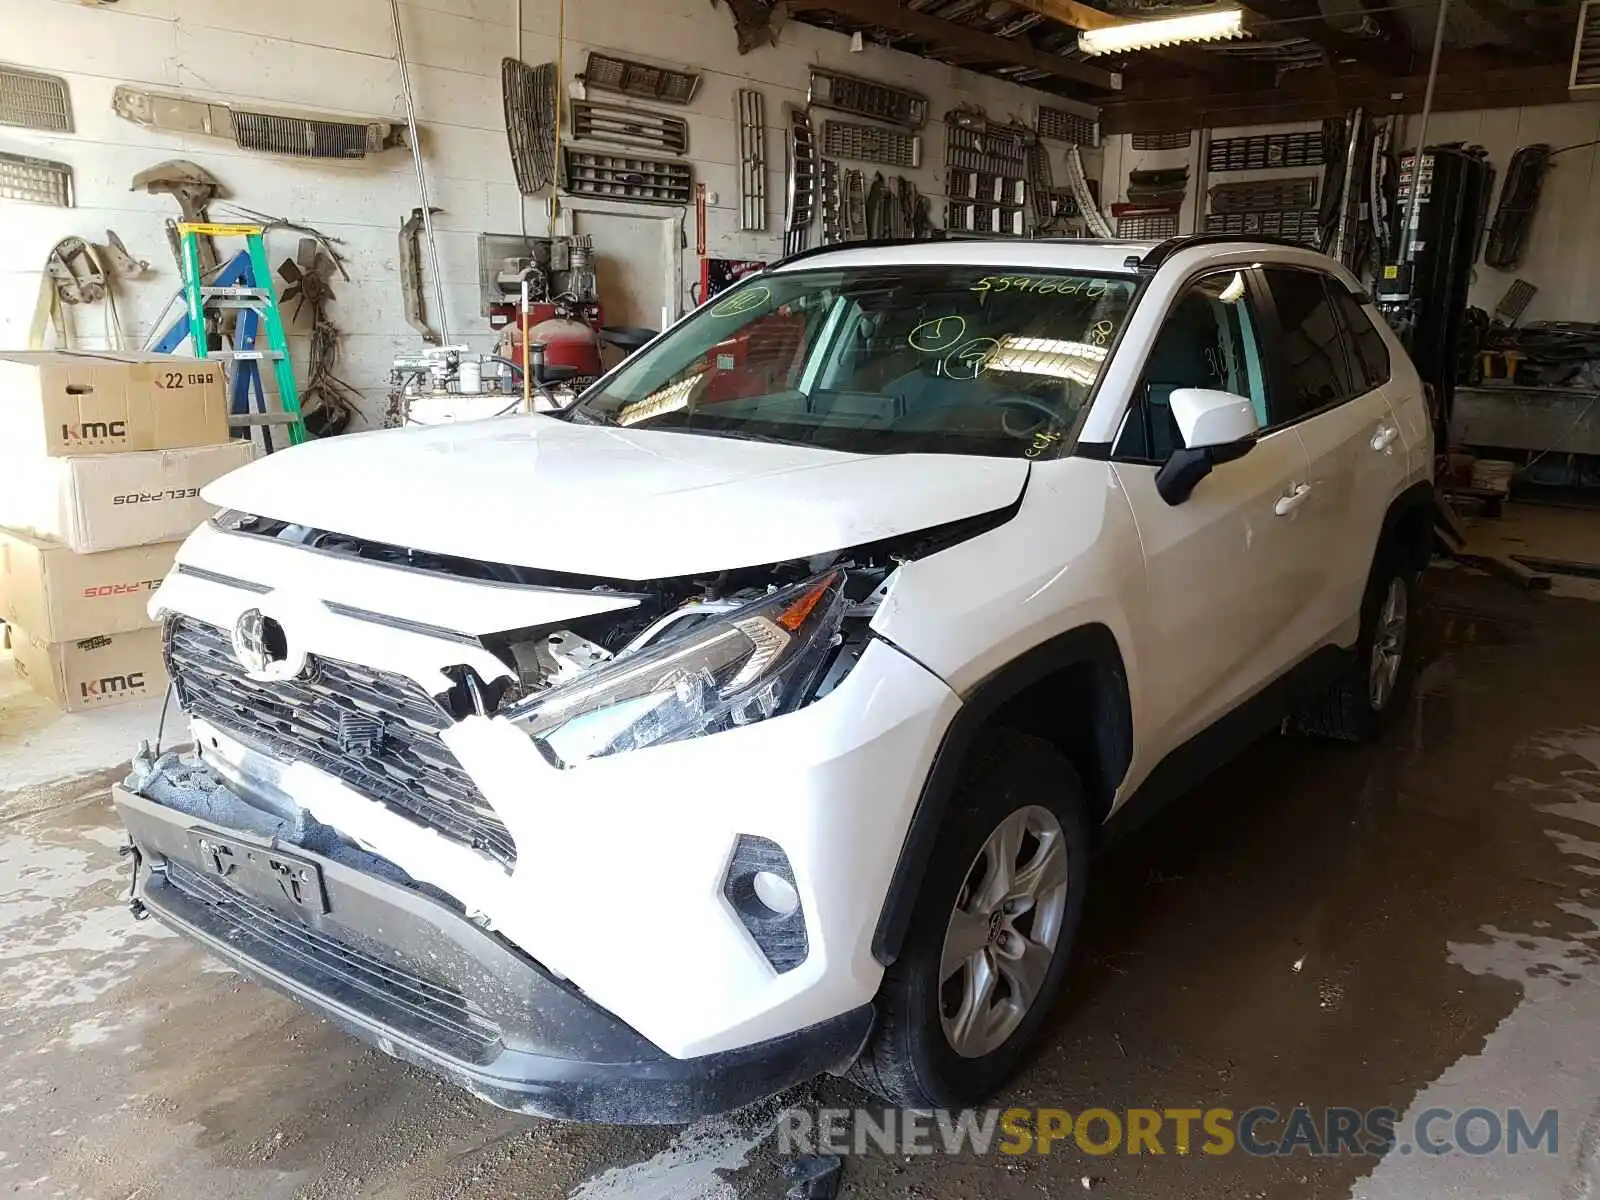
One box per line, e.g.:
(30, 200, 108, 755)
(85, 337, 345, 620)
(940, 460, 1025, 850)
(116, 236, 1433, 1122)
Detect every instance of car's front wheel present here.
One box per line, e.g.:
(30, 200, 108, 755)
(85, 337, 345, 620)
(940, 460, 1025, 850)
(850, 730, 1091, 1107)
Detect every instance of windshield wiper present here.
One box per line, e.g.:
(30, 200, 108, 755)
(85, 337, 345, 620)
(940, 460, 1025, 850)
(669, 427, 800, 446)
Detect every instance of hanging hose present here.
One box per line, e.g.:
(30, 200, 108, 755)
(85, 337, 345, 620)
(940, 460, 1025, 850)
(1484, 145, 1551, 271)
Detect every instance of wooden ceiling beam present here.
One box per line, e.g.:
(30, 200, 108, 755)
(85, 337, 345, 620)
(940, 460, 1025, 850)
(1235, 0, 1413, 71)
(785, 0, 1123, 92)
(1457, 0, 1566, 59)
(1100, 61, 1570, 134)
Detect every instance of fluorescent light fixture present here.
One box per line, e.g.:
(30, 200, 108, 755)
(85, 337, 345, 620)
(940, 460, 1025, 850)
(985, 337, 1109, 386)
(1078, 9, 1248, 56)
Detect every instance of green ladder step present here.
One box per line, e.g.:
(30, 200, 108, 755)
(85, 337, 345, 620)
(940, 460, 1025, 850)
(178, 222, 308, 448)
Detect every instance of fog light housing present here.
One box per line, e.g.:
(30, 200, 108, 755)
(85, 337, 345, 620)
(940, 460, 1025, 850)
(723, 835, 808, 973)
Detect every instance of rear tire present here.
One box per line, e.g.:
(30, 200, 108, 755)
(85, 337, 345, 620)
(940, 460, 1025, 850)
(849, 730, 1091, 1108)
(1296, 548, 1417, 743)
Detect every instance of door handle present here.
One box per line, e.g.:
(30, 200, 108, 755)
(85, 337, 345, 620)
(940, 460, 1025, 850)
(1372, 425, 1399, 451)
(1274, 483, 1312, 516)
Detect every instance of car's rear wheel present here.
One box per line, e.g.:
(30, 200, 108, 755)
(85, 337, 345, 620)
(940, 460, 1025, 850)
(849, 730, 1090, 1107)
(1296, 549, 1417, 742)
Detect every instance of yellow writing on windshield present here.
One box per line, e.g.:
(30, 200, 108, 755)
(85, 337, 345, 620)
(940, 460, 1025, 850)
(907, 315, 969, 353)
(710, 285, 772, 318)
(970, 276, 1113, 298)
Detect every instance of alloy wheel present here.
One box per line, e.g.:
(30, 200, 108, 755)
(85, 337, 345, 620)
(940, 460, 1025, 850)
(1369, 576, 1408, 711)
(939, 804, 1070, 1059)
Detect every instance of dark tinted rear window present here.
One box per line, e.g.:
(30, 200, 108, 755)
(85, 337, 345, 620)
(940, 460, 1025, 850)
(1329, 285, 1391, 390)
(1262, 268, 1358, 421)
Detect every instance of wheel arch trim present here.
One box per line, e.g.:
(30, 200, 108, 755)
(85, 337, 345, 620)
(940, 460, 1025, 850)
(1380, 480, 1437, 573)
(870, 623, 1129, 966)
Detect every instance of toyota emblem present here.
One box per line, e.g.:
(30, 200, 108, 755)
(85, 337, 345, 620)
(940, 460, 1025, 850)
(231, 608, 307, 681)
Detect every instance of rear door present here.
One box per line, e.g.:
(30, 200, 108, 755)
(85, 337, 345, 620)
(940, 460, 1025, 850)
(1258, 269, 1405, 650)
(1112, 267, 1318, 757)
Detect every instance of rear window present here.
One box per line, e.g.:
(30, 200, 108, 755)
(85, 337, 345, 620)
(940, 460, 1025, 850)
(1328, 285, 1392, 391)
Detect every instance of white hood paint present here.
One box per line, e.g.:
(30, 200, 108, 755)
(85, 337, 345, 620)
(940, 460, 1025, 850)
(203, 416, 1029, 579)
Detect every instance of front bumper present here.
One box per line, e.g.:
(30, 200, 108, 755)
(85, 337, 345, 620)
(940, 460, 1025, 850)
(151, 524, 964, 1059)
(116, 782, 872, 1123)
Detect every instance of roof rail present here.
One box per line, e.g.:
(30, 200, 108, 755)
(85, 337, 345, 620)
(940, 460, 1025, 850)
(771, 235, 948, 270)
(1135, 233, 1321, 272)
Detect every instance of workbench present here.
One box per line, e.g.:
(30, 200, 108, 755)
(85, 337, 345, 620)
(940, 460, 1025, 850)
(1452, 385, 1600, 455)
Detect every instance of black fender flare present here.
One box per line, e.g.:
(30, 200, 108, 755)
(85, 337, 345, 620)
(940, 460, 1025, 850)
(1379, 480, 1437, 572)
(871, 623, 1130, 966)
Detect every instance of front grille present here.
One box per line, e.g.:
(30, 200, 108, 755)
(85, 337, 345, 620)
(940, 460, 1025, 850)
(165, 617, 517, 869)
(232, 110, 372, 158)
(0, 65, 72, 133)
(163, 859, 501, 1063)
(821, 119, 920, 169)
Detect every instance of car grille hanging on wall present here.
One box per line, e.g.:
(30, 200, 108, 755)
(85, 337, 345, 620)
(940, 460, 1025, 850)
(1130, 130, 1191, 151)
(503, 59, 558, 193)
(736, 88, 767, 232)
(821, 120, 920, 169)
(0, 64, 71, 132)
(807, 69, 927, 129)
(580, 51, 700, 104)
(0, 150, 72, 207)
(785, 104, 817, 255)
(571, 100, 688, 155)
(562, 148, 693, 205)
(113, 87, 407, 159)
(1035, 104, 1098, 146)
(1207, 131, 1326, 172)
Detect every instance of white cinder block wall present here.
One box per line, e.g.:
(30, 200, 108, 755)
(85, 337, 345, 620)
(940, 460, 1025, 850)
(0, 0, 1100, 428)
(1099, 101, 1600, 324)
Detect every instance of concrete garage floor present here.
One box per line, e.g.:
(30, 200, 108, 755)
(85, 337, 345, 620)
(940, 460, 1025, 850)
(4, 563, 1600, 1199)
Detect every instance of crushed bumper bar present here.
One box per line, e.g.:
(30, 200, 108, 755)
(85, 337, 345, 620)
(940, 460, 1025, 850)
(115, 784, 872, 1123)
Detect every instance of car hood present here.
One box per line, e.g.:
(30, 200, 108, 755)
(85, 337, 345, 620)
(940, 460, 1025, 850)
(204, 416, 1030, 579)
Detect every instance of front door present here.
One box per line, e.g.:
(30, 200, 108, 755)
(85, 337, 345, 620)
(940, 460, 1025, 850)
(1111, 267, 1319, 761)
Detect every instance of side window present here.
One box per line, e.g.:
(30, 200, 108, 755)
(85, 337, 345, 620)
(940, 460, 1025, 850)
(1114, 269, 1269, 462)
(1261, 268, 1359, 422)
(1327, 284, 1391, 390)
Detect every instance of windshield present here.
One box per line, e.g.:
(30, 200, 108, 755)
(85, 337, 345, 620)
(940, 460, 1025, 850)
(561, 265, 1137, 459)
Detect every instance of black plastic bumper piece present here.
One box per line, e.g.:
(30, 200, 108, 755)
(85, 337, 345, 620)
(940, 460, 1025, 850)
(114, 785, 872, 1124)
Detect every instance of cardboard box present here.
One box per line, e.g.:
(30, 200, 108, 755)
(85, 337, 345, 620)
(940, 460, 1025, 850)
(0, 440, 256, 553)
(0, 349, 227, 457)
(9, 623, 167, 713)
(0, 529, 177, 641)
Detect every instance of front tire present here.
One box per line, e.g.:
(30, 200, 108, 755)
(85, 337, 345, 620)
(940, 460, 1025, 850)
(849, 731, 1091, 1107)
(1296, 550, 1417, 742)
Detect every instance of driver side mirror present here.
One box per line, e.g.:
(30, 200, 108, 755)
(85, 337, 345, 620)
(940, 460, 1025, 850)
(1155, 388, 1260, 506)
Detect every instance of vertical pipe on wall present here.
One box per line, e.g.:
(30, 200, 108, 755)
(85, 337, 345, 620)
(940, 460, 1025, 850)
(390, 0, 450, 344)
(1401, 0, 1451, 267)
(549, 0, 566, 230)
(514, 0, 527, 237)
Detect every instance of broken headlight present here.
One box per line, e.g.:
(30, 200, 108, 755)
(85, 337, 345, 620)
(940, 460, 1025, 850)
(507, 571, 847, 767)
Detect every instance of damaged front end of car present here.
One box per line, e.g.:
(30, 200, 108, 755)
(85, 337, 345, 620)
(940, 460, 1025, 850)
(115, 502, 1000, 1119)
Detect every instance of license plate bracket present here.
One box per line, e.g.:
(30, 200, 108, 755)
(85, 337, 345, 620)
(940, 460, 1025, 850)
(187, 828, 329, 916)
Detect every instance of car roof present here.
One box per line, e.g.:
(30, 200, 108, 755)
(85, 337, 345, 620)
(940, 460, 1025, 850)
(765, 236, 1325, 279)
(767, 239, 1158, 277)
